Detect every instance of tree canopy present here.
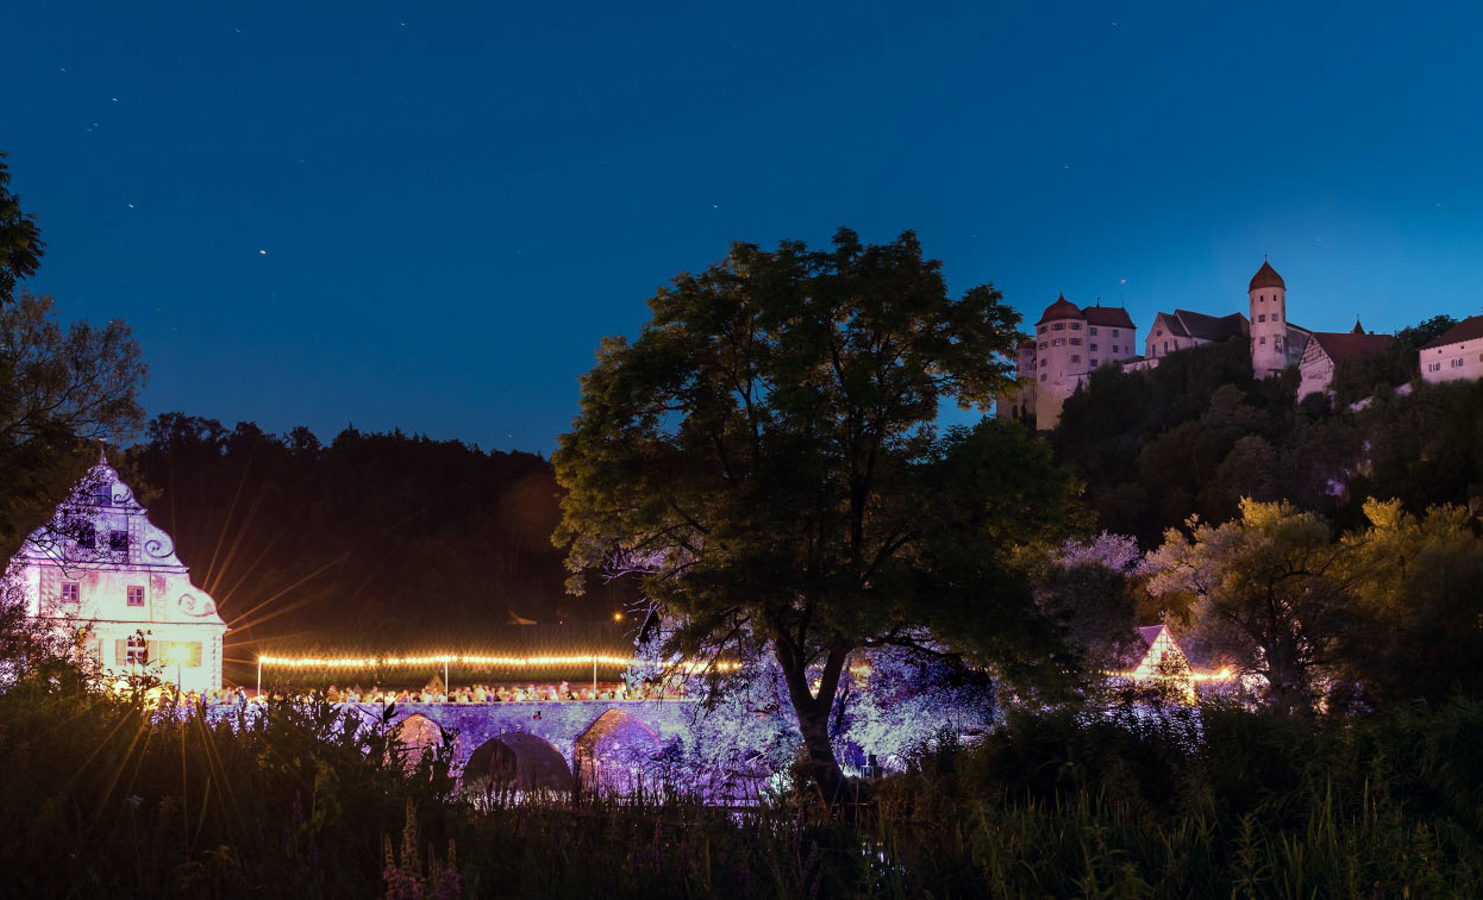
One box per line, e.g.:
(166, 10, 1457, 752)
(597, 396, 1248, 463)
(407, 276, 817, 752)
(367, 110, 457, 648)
(0, 153, 44, 303)
(554, 229, 1081, 801)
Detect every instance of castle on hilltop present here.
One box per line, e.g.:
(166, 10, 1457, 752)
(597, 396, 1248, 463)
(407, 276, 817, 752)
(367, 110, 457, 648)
(999, 260, 1402, 429)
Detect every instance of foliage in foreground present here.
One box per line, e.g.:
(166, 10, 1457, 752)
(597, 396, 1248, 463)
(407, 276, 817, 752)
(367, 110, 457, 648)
(9, 655, 1483, 898)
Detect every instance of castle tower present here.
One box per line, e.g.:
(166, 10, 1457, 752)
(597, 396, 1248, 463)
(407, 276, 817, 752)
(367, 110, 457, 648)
(1032, 293, 1088, 428)
(1248, 259, 1287, 378)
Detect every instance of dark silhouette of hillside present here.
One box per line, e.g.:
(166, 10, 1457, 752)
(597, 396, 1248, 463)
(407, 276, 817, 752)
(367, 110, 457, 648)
(125, 414, 634, 680)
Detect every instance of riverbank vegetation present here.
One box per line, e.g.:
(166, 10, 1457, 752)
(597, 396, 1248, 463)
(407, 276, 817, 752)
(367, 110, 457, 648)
(8, 652, 1483, 898)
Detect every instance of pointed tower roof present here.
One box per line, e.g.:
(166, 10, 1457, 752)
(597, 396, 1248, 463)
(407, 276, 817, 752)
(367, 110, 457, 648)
(1352, 319, 1365, 334)
(1036, 293, 1083, 325)
(1248, 260, 1285, 291)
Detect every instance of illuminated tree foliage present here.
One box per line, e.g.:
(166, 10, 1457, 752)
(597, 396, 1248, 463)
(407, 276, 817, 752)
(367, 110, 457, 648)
(1145, 500, 1360, 717)
(555, 229, 1080, 804)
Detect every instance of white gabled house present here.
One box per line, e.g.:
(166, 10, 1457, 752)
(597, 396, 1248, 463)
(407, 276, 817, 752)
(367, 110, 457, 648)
(10, 451, 226, 692)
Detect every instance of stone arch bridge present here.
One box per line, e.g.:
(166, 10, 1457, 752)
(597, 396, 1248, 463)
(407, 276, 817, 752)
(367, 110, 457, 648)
(346, 699, 701, 791)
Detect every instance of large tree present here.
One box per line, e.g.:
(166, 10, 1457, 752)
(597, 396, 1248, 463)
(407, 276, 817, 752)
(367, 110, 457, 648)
(0, 294, 147, 557)
(1144, 500, 1360, 716)
(554, 229, 1080, 803)
(0, 153, 44, 303)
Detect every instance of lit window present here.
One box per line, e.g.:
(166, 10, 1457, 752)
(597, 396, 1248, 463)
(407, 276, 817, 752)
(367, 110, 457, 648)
(61, 582, 80, 604)
(1053, 338, 1065, 346)
(127, 585, 144, 607)
(109, 531, 129, 552)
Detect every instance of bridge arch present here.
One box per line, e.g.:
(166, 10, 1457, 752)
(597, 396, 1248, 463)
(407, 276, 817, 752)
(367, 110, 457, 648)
(574, 708, 663, 796)
(390, 712, 447, 770)
(462, 732, 573, 794)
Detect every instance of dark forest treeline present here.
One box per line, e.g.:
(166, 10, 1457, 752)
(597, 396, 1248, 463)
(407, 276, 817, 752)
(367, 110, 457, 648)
(121, 414, 630, 676)
(1051, 320, 1483, 545)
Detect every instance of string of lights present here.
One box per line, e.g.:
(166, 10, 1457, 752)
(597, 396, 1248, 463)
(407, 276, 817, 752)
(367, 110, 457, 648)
(255, 653, 742, 672)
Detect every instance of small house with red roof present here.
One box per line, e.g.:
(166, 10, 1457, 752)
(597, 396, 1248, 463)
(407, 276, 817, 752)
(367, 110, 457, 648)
(1419, 314, 1483, 385)
(1296, 321, 1397, 400)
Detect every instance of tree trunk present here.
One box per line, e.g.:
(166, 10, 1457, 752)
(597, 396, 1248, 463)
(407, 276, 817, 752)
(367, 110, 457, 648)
(776, 644, 862, 810)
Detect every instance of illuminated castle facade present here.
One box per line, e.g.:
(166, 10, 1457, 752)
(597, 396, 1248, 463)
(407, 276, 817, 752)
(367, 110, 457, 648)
(11, 452, 227, 692)
(1000, 260, 1397, 428)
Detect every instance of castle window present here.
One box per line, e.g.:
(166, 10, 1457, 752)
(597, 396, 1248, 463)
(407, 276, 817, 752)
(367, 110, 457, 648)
(1039, 374, 1047, 381)
(1113, 329, 1120, 336)
(1053, 323, 1065, 331)
(1272, 312, 1280, 322)
(1163, 341, 1169, 353)
(1156, 329, 1163, 336)
(1112, 345, 1119, 353)
(75, 524, 95, 550)
(1429, 362, 1442, 372)
(1070, 338, 1081, 346)
(1090, 358, 1099, 367)
(1070, 322, 1081, 330)
(1258, 314, 1266, 323)
(1071, 355, 1081, 363)
(109, 531, 129, 552)
(91, 483, 111, 506)
(1452, 358, 1464, 368)
(127, 585, 145, 607)
(1038, 325, 1047, 334)
(1089, 327, 1098, 335)
(1259, 337, 1267, 345)
(1039, 359, 1047, 368)
(1039, 341, 1048, 350)
(60, 582, 80, 604)
(1090, 343, 1098, 352)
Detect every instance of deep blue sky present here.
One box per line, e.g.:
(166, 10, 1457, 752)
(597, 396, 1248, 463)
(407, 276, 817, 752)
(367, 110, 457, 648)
(4, 1, 1482, 453)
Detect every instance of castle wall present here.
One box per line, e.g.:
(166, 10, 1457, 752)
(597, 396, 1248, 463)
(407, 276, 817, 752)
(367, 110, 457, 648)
(1421, 339, 1483, 384)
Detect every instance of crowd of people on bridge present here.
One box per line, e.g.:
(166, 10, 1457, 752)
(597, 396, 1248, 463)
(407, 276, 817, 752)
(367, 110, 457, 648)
(134, 676, 689, 710)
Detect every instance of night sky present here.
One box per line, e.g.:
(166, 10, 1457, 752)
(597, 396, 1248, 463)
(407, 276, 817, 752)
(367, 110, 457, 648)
(4, 1, 1482, 453)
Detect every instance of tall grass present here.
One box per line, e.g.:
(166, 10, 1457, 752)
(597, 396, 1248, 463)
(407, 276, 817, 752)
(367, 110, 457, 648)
(5, 667, 1483, 898)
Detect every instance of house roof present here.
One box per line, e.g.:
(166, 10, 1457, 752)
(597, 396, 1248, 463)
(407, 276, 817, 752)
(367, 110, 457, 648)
(1083, 305, 1136, 328)
(1036, 294, 1083, 325)
(1249, 260, 1286, 291)
(1421, 314, 1483, 351)
(1138, 625, 1167, 647)
(1309, 331, 1396, 364)
(1174, 309, 1249, 342)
